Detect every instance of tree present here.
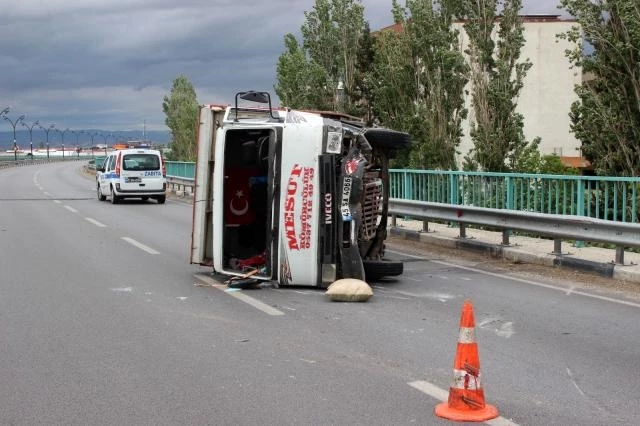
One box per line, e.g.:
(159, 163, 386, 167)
(275, 0, 366, 112)
(371, 0, 468, 170)
(460, 0, 539, 172)
(274, 34, 332, 110)
(162, 75, 199, 161)
(559, 0, 640, 176)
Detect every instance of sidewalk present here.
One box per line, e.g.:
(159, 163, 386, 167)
(389, 218, 640, 283)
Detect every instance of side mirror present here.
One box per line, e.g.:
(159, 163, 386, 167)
(96, 166, 105, 172)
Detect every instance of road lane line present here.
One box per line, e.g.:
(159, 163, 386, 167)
(194, 274, 284, 316)
(408, 380, 520, 426)
(388, 249, 640, 309)
(121, 237, 160, 254)
(64, 205, 78, 213)
(85, 217, 107, 227)
(53, 200, 61, 204)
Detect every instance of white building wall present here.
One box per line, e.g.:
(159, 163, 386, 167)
(455, 18, 582, 167)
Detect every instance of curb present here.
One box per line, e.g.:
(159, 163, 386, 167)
(389, 227, 632, 281)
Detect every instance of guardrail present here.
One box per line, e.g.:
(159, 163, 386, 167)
(0, 157, 87, 169)
(388, 199, 639, 264)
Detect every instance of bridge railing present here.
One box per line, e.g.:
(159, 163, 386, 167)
(389, 170, 640, 224)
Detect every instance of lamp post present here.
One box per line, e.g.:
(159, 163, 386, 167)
(21, 119, 39, 157)
(55, 128, 69, 159)
(70, 130, 81, 157)
(3, 113, 25, 161)
(38, 123, 56, 159)
(98, 133, 108, 156)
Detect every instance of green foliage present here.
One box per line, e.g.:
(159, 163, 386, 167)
(371, 0, 468, 170)
(274, 34, 332, 109)
(558, 0, 640, 176)
(275, 0, 366, 112)
(162, 75, 199, 161)
(460, 0, 538, 172)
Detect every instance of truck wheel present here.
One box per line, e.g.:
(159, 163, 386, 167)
(364, 129, 411, 151)
(156, 195, 166, 204)
(363, 260, 403, 281)
(97, 185, 106, 201)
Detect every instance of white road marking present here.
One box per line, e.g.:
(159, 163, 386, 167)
(64, 205, 78, 213)
(53, 200, 61, 204)
(566, 368, 586, 396)
(44, 192, 51, 196)
(121, 237, 160, 254)
(388, 249, 640, 309)
(85, 217, 107, 227)
(408, 380, 520, 426)
(405, 276, 422, 282)
(111, 287, 133, 292)
(194, 274, 284, 316)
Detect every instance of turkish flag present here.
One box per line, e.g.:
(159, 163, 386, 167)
(224, 168, 258, 225)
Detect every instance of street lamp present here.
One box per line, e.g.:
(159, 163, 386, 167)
(96, 133, 108, 156)
(71, 130, 85, 157)
(3, 113, 25, 161)
(38, 123, 56, 159)
(55, 128, 69, 159)
(21, 119, 39, 157)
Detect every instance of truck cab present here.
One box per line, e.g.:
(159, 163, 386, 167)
(190, 91, 410, 287)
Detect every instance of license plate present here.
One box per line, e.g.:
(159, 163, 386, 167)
(126, 177, 141, 183)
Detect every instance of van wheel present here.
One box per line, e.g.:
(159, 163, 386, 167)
(97, 185, 106, 201)
(156, 195, 166, 204)
(363, 260, 403, 281)
(110, 189, 119, 204)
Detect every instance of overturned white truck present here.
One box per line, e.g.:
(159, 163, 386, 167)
(190, 91, 411, 287)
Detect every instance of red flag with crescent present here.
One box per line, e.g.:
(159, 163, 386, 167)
(224, 168, 258, 225)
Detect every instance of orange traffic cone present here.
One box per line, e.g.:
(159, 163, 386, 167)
(435, 299, 499, 422)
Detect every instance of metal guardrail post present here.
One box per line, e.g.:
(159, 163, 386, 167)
(422, 220, 429, 232)
(553, 238, 562, 255)
(615, 246, 625, 265)
(391, 214, 397, 227)
(459, 222, 466, 239)
(502, 230, 510, 246)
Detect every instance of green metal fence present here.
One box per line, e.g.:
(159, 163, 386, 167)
(165, 161, 195, 180)
(389, 170, 640, 224)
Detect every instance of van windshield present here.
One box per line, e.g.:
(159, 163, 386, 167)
(122, 153, 160, 171)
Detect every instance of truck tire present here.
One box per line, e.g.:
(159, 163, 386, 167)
(363, 260, 403, 281)
(156, 195, 166, 204)
(364, 129, 411, 151)
(97, 185, 106, 201)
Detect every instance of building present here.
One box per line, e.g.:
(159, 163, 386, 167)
(378, 15, 584, 170)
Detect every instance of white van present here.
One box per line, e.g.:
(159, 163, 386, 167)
(190, 91, 411, 287)
(96, 148, 167, 204)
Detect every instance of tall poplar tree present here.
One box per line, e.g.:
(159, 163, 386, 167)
(162, 75, 199, 161)
(275, 0, 366, 112)
(372, 0, 468, 170)
(559, 0, 640, 176)
(460, 0, 539, 172)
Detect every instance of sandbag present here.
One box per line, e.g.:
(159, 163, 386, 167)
(325, 278, 373, 302)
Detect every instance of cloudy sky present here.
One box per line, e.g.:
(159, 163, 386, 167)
(0, 0, 565, 138)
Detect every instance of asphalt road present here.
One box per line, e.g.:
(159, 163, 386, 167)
(1, 161, 639, 425)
